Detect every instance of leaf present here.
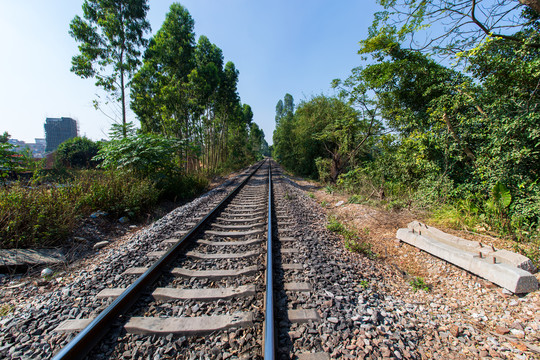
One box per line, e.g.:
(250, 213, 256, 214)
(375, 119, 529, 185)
(492, 182, 511, 209)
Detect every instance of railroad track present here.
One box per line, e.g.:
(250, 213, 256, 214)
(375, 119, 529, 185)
(52, 160, 329, 359)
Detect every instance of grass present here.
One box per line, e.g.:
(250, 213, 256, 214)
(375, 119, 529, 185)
(0, 169, 209, 249)
(326, 215, 376, 259)
(307, 192, 315, 199)
(0, 304, 13, 317)
(409, 277, 431, 292)
(347, 194, 363, 204)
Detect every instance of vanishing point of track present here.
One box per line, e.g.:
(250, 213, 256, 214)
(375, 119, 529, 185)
(52, 159, 327, 359)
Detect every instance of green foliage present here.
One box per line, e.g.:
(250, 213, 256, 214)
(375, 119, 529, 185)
(0, 171, 160, 249)
(70, 0, 150, 137)
(130, 3, 265, 171)
(409, 277, 430, 292)
(0, 141, 20, 180)
(0, 304, 14, 317)
(76, 170, 158, 217)
(347, 194, 363, 204)
(307, 192, 315, 199)
(326, 216, 376, 258)
(94, 133, 185, 178)
(55, 137, 101, 169)
(326, 216, 346, 233)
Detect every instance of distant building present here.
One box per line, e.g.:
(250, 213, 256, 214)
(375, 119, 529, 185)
(44, 117, 78, 152)
(28, 138, 46, 158)
(7, 138, 46, 158)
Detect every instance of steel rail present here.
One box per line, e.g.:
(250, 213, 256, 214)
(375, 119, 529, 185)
(52, 160, 266, 360)
(263, 163, 275, 359)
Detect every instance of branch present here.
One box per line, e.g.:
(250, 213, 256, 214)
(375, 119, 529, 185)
(471, 0, 540, 48)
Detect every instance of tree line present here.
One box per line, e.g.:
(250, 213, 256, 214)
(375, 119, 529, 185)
(272, 0, 540, 256)
(70, 1, 268, 173)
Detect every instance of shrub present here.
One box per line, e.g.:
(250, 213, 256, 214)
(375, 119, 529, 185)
(55, 137, 101, 169)
(410, 277, 431, 292)
(0, 171, 160, 249)
(76, 171, 159, 217)
(0, 183, 81, 248)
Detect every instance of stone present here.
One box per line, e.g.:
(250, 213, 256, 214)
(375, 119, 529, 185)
(41, 268, 53, 277)
(495, 326, 510, 335)
(93, 241, 109, 250)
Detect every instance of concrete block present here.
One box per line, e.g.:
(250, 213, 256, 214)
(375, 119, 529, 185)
(0, 249, 65, 269)
(186, 250, 260, 260)
(396, 228, 538, 293)
(125, 312, 254, 336)
(287, 309, 321, 323)
(407, 221, 536, 273)
(171, 266, 260, 279)
(152, 285, 256, 301)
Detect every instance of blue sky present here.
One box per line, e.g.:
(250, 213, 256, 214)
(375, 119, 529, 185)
(0, 1, 380, 145)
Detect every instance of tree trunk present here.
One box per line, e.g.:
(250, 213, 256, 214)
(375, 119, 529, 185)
(120, 67, 126, 138)
(443, 112, 476, 162)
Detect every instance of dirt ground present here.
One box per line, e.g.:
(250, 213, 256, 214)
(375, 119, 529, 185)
(291, 176, 540, 357)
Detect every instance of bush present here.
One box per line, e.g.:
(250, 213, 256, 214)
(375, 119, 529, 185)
(55, 137, 101, 169)
(0, 171, 160, 249)
(0, 183, 81, 248)
(76, 171, 159, 217)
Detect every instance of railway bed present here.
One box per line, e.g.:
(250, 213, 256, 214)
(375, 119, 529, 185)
(4, 160, 529, 359)
(49, 160, 328, 359)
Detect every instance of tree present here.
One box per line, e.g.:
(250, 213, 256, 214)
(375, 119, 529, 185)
(131, 3, 196, 138)
(70, 0, 150, 137)
(0, 132, 10, 143)
(55, 137, 101, 169)
(362, 0, 540, 58)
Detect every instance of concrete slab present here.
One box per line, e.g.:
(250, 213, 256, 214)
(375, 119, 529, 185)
(0, 248, 65, 269)
(216, 216, 265, 223)
(171, 266, 260, 279)
(123, 267, 148, 275)
(196, 239, 263, 246)
(54, 319, 93, 333)
(205, 229, 264, 238)
(219, 211, 265, 218)
(125, 312, 254, 335)
(297, 353, 330, 360)
(152, 285, 256, 301)
(282, 264, 303, 270)
(407, 221, 537, 273)
(212, 223, 265, 230)
(396, 228, 538, 293)
(186, 250, 260, 260)
(147, 251, 166, 259)
(227, 203, 266, 208)
(287, 309, 320, 323)
(284, 282, 312, 292)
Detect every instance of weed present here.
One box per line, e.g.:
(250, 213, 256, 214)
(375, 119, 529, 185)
(347, 194, 363, 204)
(345, 238, 377, 259)
(0, 304, 13, 317)
(327, 216, 377, 259)
(325, 185, 336, 194)
(359, 280, 369, 288)
(321, 201, 328, 207)
(409, 277, 430, 292)
(307, 192, 315, 199)
(327, 217, 345, 233)
(284, 191, 293, 200)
